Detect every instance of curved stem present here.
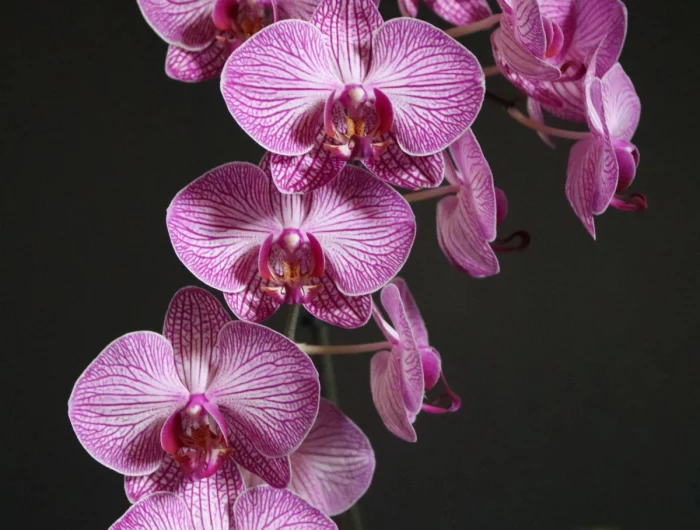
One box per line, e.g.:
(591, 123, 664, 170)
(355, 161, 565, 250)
(297, 341, 391, 355)
(445, 13, 502, 38)
(507, 107, 589, 140)
(482, 65, 502, 77)
(284, 304, 301, 341)
(403, 184, 460, 204)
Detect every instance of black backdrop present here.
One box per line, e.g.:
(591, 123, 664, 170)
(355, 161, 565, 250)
(3, 0, 699, 528)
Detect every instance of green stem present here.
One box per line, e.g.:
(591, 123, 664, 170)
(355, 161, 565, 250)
(284, 304, 301, 341)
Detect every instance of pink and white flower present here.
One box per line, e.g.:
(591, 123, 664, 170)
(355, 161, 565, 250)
(136, 0, 321, 82)
(166, 160, 416, 328)
(370, 278, 460, 442)
(221, 0, 485, 193)
(566, 54, 643, 238)
(243, 398, 375, 516)
(69, 287, 319, 488)
(491, 0, 627, 121)
(399, 0, 492, 26)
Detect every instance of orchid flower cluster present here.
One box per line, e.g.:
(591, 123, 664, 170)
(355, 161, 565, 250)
(69, 0, 644, 527)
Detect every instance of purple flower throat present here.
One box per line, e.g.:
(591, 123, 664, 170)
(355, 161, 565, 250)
(213, 0, 274, 46)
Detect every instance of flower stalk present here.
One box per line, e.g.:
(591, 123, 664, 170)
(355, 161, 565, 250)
(403, 184, 460, 203)
(298, 341, 392, 355)
(445, 13, 502, 38)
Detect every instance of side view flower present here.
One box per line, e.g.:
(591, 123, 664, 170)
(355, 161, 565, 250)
(69, 287, 320, 488)
(221, 0, 485, 193)
(399, 0, 492, 26)
(136, 0, 321, 82)
(166, 161, 416, 328)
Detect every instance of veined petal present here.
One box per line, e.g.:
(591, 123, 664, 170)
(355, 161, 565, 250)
(69, 332, 189, 476)
(448, 130, 497, 241)
(166, 42, 231, 83)
(380, 283, 424, 416)
(206, 322, 320, 458)
(289, 399, 375, 516)
(110, 493, 194, 530)
(362, 134, 445, 190)
(367, 18, 485, 156)
(311, 0, 383, 83)
(305, 165, 416, 296)
(269, 127, 346, 194)
(164, 287, 230, 394)
(234, 487, 337, 530)
(223, 274, 282, 324)
(601, 63, 640, 141)
(125, 456, 244, 530)
(304, 274, 372, 328)
(437, 193, 500, 277)
(370, 350, 416, 442)
(398, 0, 419, 17)
(424, 0, 492, 26)
(388, 277, 429, 348)
(276, 0, 323, 20)
(566, 135, 601, 238)
(571, 0, 627, 75)
(526, 98, 555, 148)
(221, 20, 340, 155)
(510, 0, 547, 58)
(491, 24, 561, 81)
(137, 0, 215, 50)
(167, 162, 279, 293)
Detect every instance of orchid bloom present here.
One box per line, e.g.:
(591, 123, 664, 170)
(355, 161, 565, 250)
(166, 160, 416, 328)
(566, 55, 643, 238)
(438, 129, 528, 277)
(370, 278, 460, 442)
(221, 0, 485, 194)
(243, 398, 375, 516)
(69, 287, 320, 488)
(136, 0, 320, 82)
(399, 0, 492, 26)
(492, 0, 627, 121)
(111, 487, 336, 530)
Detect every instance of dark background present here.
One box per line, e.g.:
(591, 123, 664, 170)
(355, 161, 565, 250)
(3, 0, 699, 528)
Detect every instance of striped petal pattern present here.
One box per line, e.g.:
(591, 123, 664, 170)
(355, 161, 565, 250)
(234, 487, 337, 530)
(111, 493, 194, 530)
(136, 0, 215, 50)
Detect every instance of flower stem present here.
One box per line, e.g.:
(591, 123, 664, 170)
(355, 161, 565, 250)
(403, 184, 460, 204)
(297, 341, 391, 355)
(284, 303, 301, 341)
(445, 13, 502, 38)
(482, 65, 501, 77)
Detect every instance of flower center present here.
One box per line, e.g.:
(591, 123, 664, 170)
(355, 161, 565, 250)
(259, 230, 325, 304)
(213, 0, 273, 46)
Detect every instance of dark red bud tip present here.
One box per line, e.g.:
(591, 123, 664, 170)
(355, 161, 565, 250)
(491, 230, 531, 253)
(611, 193, 648, 212)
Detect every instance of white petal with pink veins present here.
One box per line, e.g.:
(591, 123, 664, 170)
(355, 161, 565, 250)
(234, 487, 337, 530)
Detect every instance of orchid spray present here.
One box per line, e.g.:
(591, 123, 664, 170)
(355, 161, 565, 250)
(70, 0, 646, 526)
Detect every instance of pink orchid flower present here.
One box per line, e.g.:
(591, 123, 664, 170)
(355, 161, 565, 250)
(69, 287, 319, 488)
(166, 159, 416, 328)
(243, 398, 375, 516)
(370, 278, 461, 442)
(492, 0, 627, 121)
(136, 0, 320, 82)
(220, 0, 485, 193)
(438, 129, 528, 277)
(566, 54, 643, 238)
(399, 0, 492, 26)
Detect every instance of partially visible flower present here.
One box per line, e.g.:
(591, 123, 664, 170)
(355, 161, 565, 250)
(221, 0, 485, 193)
(166, 161, 415, 328)
(69, 287, 319, 488)
(491, 0, 627, 121)
(235, 487, 337, 530)
(136, 0, 320, 82)
(370, 278, 460, 442)
(399, 0, 492, 26)
(566, 55, 643, 238)
(242, 398, 375, 516)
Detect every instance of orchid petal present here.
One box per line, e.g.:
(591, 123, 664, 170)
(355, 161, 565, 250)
(566, 135, 601, 238)
(398, 0, 418, 17)
(125, 456, 244, 530)
(601, 63, 640, 141)
(380, 283, 424, 416)
(424, 0, 492, 26)
(362, 134, 444, 190)
(165, 42, 232, 83)
(448, 130, 497, 241)
(167, 162, 279, 293)
(370, 350, 417, 442)
(305, 165, 415, 296)
(289, 399, 375, 516)
(367, 19, 484, 156)
(163, 287, 230, 394)
(421, 346, 442, 391)
(110, 493, 194, 530)
(437, 193, 500, 277)
(221, 21, 340, 155)
(234, 487, 337, 530)
(69, 332, 189, 475)
(311, 0, 383, 83)
(136, 0, 215, 51)
(304, 274, 372, 329)
(491, 24, 561, 81)
(269, 127, 346, 194)
(571, 0, 627, 75)
(495, 187, 508, 225)
(510, 0, 547, 58)
(526, 98, 555, 148)
(276, 0, 323, 20)
(206, 322, 320, 458)
(223, 274, 282, 324)
(387, 277, 429, 348)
